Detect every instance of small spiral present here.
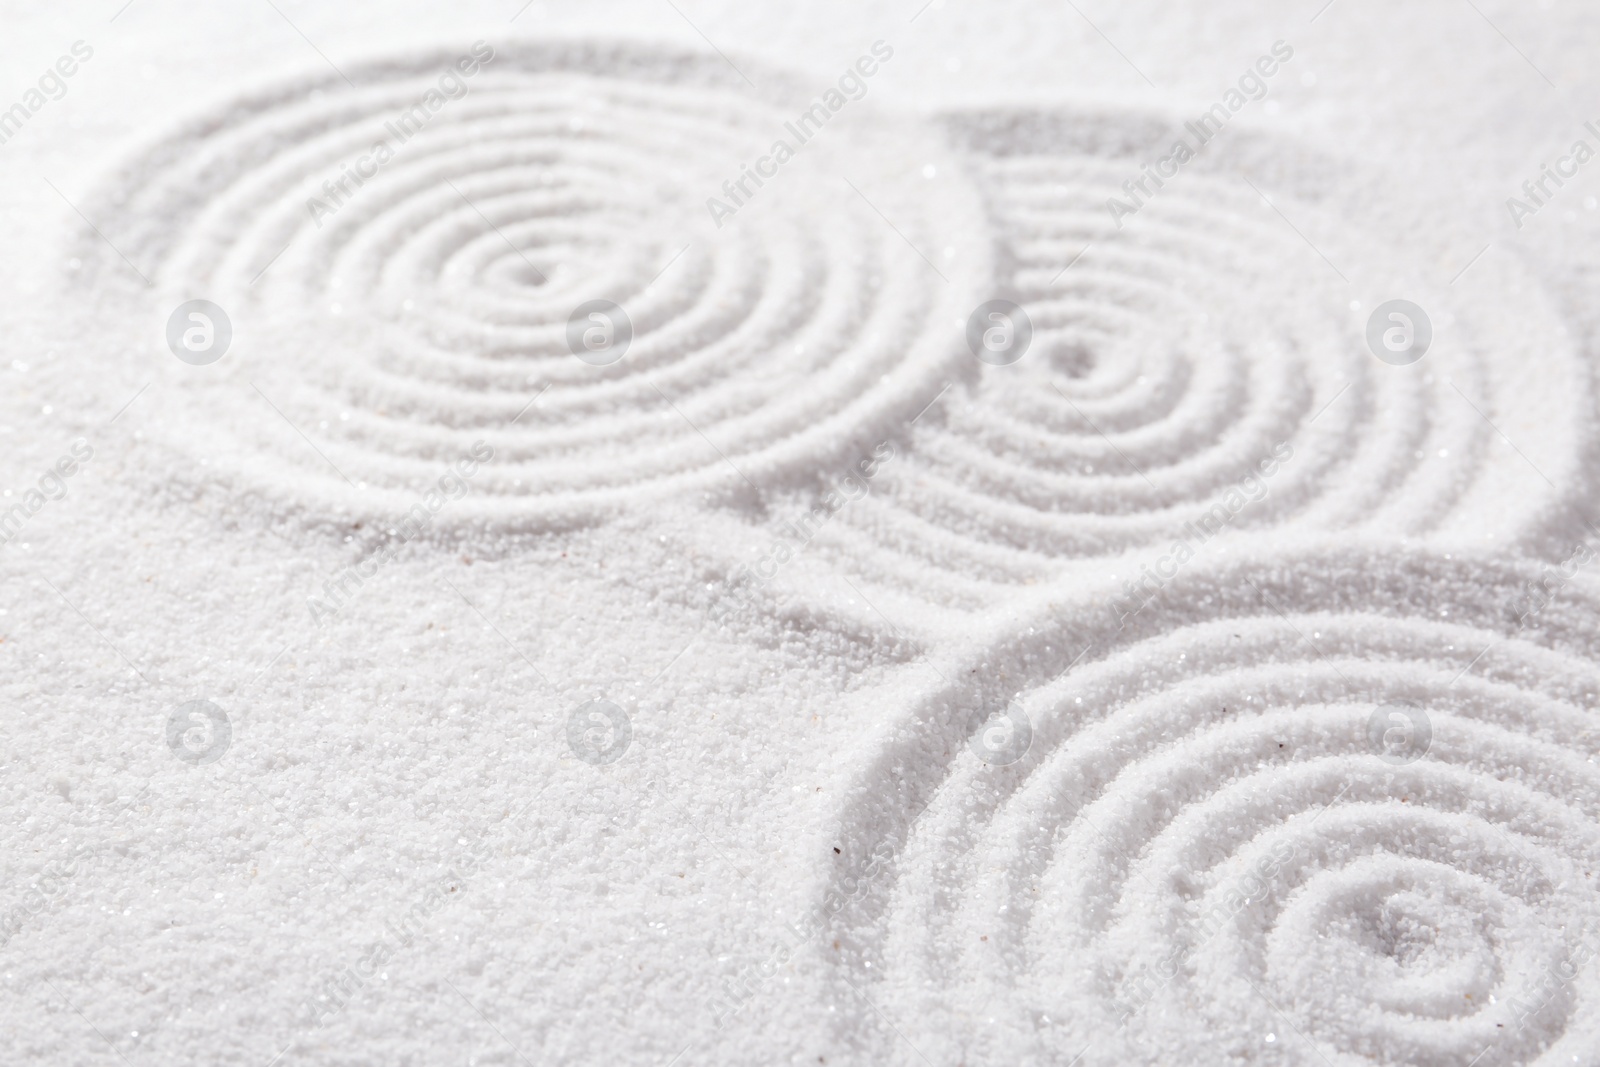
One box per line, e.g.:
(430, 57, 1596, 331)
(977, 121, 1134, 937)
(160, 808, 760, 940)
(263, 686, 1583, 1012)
(790, 108, 1587, 617)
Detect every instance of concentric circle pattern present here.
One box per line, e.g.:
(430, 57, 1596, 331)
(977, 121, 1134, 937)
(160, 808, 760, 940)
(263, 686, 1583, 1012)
(826, 546, 1600, 1066)
(795, 110, 1585, 615)
(82, 43, 986, 527)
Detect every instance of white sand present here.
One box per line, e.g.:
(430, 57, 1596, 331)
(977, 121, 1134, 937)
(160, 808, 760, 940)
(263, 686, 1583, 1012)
(3, 2, 1600, 1065)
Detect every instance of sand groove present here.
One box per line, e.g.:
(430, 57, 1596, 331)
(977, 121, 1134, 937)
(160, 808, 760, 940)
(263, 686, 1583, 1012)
(826, 545, 1600, 1066)
(81, 43, 987, 528)
(790, 109, 1590, 618)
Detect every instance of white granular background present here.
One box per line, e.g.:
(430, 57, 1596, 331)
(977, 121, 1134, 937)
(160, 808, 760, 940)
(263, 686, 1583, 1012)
(3, 2, 1600, 1065)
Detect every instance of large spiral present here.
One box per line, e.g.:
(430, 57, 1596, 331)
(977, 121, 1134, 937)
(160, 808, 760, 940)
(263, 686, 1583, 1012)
(79, 42, 986, 528)
(825, 544, 1600, 1066)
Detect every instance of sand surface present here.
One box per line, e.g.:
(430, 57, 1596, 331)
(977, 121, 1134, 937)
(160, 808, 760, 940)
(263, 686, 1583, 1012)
(3, 2, 1600, 1064)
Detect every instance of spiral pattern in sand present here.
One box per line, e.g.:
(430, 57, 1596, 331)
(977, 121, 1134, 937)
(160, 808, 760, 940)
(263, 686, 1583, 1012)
(796, 109, 1587, 615)
(827, 546, 1600, 1066)
(82, 43, 985, 527)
